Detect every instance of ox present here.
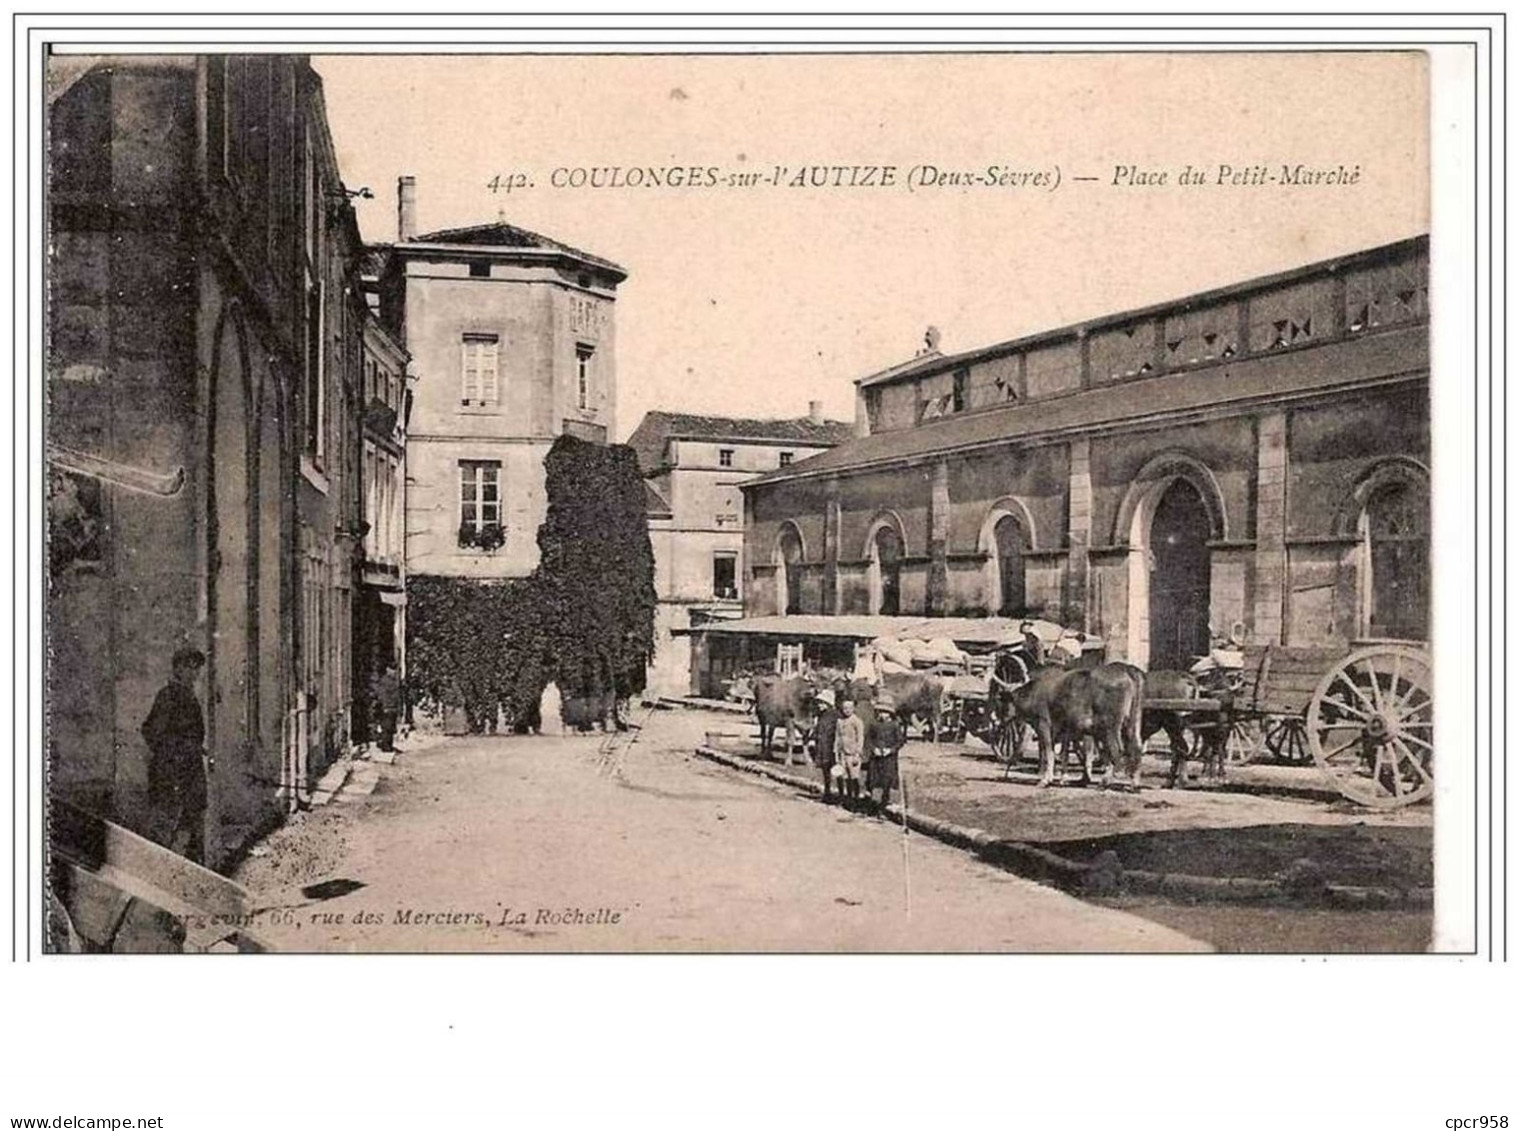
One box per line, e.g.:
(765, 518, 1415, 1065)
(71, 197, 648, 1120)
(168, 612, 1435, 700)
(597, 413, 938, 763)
(1141, 670, 1236, 787)
(728, 673, 817, 765)
(878, 670, 949, 743)
(1007, 663, 1146, 787)
(1140, 669, 1202, 787)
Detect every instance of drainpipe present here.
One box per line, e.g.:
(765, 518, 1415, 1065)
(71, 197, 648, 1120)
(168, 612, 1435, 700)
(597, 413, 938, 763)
(281, 691, 312, 813)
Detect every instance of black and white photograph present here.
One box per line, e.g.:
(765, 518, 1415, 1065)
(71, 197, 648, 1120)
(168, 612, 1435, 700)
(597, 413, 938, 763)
(36, 44, 1459, 957)
(7, 11, 1511, 1131)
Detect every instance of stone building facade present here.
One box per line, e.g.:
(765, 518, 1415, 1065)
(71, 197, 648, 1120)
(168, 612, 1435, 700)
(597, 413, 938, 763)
(629, 407, 854, 697)
(47, 55, 372, 865)
(352, 307, 411, 741)
(374, 184, 627, 582)
(740, 237, 1430, 672)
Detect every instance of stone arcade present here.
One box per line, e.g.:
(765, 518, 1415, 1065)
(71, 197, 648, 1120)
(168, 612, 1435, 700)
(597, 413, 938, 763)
(739, 237, 1430, 672)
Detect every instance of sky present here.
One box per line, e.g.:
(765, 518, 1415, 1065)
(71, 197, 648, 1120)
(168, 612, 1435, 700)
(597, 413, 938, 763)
(313, 52, 1428, 441)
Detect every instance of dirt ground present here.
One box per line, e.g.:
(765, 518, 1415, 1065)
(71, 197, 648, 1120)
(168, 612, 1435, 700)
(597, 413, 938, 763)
(1092, 897, 1431, 953)
(1045, 823, 1432, 887)
(693, 706, 1434, 952)
(232, 711, 1205, 953)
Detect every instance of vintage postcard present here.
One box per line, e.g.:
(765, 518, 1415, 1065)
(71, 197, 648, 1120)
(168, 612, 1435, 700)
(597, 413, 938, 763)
(39, 45, 1457, 957)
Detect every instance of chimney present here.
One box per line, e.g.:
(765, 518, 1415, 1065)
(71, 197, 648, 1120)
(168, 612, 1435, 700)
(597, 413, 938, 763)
(397, 175, 417, 242)
(808, 400, 824, 425)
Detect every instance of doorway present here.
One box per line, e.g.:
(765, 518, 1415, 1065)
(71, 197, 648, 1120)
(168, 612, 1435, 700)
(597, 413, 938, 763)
(775, 526, 803, 615)
(871, 526, 903, 615)
(991, 513, 1028, 617)
(1147, 479, 1212, 671)
(1360, 480, 1429, 640)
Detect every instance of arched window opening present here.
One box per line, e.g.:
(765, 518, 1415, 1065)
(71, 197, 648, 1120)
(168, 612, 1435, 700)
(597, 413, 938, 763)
(1148, 479, 1212, 672)
(775, 526, 804, 616)
(991, 514, 1028, 617)
(1361, 481, 1429, 640)
(872, 526, 903, 616)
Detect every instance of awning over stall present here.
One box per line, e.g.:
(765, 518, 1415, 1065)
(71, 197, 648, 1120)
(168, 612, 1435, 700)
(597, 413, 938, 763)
(676, 614, 1101, 653)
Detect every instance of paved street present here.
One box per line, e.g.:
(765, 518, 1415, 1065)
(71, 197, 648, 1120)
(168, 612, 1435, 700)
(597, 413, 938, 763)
(235, 710, 1206, 952)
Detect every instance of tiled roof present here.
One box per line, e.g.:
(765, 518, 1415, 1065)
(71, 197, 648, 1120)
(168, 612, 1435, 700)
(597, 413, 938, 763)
(856, 349, 951, 388)
(627, 410, 855, 474)
(644, 481, 673, 518)
(402, 221, 626, 279)
(743, 323, 1428, 487)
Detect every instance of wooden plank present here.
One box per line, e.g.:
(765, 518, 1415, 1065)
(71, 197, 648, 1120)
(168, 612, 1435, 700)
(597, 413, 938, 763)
(51, 864, 132, 949)
(111, 897, 187, 954)
(1271, 644, 1350, 664)
(1143, 698, 1223, 712)
(1266, 669, 1330, 684)
(1235, 642, 1345, 715)
(55, 858, 240, 952)
(52, 800, 249, 921)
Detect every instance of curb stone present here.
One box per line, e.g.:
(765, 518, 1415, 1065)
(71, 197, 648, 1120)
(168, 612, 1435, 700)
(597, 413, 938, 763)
(659, 695, 751, 715)
(335, 764, 381, 804)
(309, 758, 354, 807)
(692, 745, 1434, 911)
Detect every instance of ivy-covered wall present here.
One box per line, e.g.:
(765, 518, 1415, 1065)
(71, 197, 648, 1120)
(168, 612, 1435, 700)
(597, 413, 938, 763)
(407, 436, 657, 731)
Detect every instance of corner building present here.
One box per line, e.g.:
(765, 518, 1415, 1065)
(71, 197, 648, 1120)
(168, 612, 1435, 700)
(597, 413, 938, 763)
(740, 237, 1430, 671)
(375, 180, 627, 582)
(47, 55, 371, 865)
(629, 406, 854, 698)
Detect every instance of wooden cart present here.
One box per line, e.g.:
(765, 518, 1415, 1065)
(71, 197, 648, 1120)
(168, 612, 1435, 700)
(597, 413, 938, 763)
(988, 640, 1433, 809)
(1213, 641, 1434, 809)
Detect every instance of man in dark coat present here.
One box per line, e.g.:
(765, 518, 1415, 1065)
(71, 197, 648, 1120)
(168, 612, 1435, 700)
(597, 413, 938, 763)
(371, 664, 402, 752)
(1019, 620, 1048, 668)
(141, 646, 210, 864)
(810, 689, 840, 804)
(865, 693, 905, 816)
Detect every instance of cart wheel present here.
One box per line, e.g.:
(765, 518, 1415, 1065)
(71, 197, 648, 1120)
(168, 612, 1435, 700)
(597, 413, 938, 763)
(1225, 718, 1262, 763)
(995, 718, 1015, 763)
(996, 718, 1029, 770)
(1306, 645, 1432, 809)
(1262, 715, 1313, 764)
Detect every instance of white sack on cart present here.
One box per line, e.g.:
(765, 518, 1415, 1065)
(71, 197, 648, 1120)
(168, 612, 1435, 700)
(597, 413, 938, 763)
(872, 636, 916, 670)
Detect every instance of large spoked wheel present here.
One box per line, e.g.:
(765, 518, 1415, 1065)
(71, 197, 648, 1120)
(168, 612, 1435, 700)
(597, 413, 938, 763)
(1306, 645, 1433, 809)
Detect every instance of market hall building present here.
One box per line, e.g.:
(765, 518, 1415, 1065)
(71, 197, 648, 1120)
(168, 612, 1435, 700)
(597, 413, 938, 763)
(738, 237, 1430, 674)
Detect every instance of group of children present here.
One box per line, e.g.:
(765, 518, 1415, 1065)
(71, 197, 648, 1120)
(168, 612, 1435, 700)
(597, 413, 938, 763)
(808, 689, 904, 816)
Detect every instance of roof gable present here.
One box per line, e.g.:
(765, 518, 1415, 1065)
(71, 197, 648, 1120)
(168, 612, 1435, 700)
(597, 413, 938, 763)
(627, 410, 855, 474)
(397, 221, 627, 279)
(643, 481, 673, 518)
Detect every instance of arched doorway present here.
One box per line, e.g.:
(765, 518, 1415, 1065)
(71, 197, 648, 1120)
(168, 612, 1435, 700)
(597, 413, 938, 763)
(206, 301, 262, 864)
(1147, 479, 1212, 671)
(991, 514, 1028, 617)
(774, 525, 803, 615)
(871, 526, 903, 615)
(1360, 479, 1429, 640)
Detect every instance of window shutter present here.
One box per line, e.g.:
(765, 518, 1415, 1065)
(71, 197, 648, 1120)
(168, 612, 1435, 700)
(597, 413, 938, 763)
(462, 336, 499, 405)
(462, 343, 479, 403)
(480, 344, 498, 404)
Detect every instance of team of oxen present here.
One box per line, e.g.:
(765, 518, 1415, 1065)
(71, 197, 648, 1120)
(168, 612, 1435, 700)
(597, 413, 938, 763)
(726, 654, 1229, 790)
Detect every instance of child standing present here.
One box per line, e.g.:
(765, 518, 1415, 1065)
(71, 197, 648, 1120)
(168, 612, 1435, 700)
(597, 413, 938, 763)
(834, 697, 866, 810)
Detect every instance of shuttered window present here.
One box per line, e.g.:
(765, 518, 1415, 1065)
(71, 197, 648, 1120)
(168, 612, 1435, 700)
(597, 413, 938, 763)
(461, 335, 500, 406)
(576, 344, 594, 409)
